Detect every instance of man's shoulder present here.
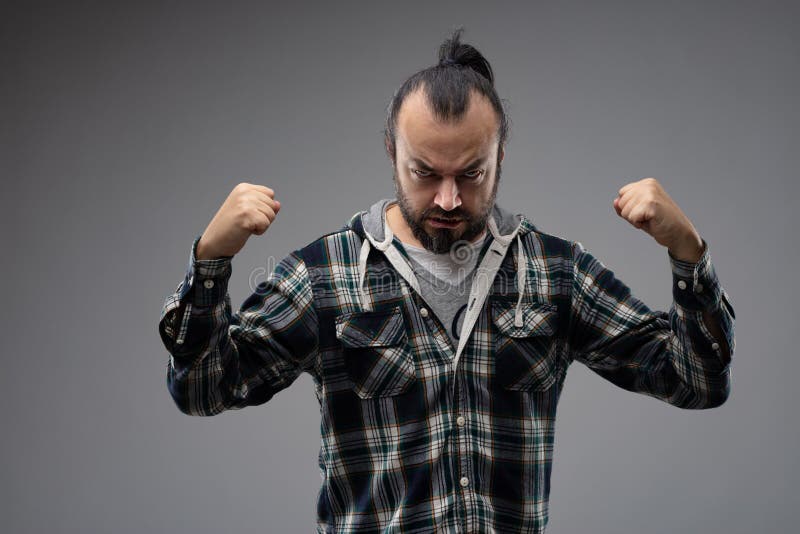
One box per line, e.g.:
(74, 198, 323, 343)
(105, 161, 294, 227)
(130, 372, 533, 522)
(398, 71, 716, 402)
(290, 213, 365, 270)
(518, 215, 577, 259)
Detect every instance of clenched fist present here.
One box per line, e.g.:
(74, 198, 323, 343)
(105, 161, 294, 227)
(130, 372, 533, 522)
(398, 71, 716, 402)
(196, 182, 281, 260)
(613, 177, 704, 263)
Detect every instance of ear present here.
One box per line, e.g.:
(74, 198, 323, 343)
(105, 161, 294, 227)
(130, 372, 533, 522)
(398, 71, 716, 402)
(384, 134, 395, 163)
(498, 144, 505, 164)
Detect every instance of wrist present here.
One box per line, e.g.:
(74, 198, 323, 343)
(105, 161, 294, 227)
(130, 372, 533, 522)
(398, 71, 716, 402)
(195, 236, 220, 261)
(668, 232, 705, 263)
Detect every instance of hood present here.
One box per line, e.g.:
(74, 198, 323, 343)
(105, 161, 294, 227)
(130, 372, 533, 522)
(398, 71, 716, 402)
(348, 198, 532, 333)
(356, 198, 527, 244)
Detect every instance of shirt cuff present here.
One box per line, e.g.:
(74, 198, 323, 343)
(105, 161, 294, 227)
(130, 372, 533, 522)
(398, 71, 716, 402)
(177, 235, 233, 306)
(667, 238, 722, 311)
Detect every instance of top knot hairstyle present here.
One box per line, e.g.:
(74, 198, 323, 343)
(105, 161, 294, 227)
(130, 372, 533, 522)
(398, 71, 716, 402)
(383, 28, 510, 162)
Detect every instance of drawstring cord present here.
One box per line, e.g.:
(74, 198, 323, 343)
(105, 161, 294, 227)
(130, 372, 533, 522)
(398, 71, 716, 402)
(358, 238, 372, 311)
(515, 234, 526, 327)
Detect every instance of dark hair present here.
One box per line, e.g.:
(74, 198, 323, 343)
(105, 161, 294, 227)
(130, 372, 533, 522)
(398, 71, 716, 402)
(383, 27, 510, 162)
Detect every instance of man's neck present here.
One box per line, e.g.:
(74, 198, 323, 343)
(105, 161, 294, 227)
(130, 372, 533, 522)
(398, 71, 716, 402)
(384, 202, 488, 249)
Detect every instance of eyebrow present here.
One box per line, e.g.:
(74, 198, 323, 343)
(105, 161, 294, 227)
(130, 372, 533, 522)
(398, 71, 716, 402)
(410, 157, 487, 174)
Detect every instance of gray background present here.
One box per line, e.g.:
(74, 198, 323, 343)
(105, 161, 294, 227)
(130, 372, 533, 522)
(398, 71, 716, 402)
(2, 0, 797, 532)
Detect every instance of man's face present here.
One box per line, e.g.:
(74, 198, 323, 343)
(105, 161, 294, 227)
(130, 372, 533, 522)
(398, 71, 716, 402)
(391, 88, 504, 254)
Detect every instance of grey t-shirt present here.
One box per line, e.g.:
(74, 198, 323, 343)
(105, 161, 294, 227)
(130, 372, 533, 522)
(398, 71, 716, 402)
(402, 233, 488, 349)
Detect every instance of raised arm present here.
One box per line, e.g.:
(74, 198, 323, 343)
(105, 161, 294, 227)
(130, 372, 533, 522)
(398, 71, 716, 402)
(157, 183, 319, 415)
(566, 177, 735, 409)
(568, 239, 735, 409)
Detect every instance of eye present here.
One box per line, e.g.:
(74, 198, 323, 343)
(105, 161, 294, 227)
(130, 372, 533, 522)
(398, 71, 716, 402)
(412, 169, 434, 178)
(462, 169, 484, 180)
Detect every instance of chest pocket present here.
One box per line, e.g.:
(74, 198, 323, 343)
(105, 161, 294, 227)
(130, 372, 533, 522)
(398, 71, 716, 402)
(492, 299, 560, 392)
(335, 306, 417, 399)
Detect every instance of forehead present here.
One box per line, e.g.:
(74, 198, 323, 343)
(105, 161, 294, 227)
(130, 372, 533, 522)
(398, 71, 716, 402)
(396, 88, 499, 165)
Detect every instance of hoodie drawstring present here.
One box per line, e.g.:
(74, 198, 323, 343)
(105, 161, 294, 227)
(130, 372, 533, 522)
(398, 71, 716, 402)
(514, 234, 526, 327)
(358, 238, 372, 311)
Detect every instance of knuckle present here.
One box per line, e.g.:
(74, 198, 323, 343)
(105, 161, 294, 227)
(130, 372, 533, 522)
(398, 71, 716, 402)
(250, 216, 265, 232)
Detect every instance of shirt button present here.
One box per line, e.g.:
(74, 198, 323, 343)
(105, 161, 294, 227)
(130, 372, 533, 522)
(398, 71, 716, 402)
(677, 280, 687, 290)
(456, 416, 466, 427)
(419, 307, 429, 318)
(694, 283, 704, 293)
(203, 279, 215, 289)
(460, 477, 470, 487)
(711, 342, 720, 350)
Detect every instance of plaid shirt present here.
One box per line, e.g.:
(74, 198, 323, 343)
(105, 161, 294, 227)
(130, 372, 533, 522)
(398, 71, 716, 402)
(158, 203, 735, 533)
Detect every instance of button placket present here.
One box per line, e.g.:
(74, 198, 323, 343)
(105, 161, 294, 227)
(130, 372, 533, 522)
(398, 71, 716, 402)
(454, 372, 475, 529)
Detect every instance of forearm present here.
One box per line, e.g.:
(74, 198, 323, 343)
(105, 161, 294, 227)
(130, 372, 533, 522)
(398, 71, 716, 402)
(159, 237, 241, 415)
(668, 237, 735, 367)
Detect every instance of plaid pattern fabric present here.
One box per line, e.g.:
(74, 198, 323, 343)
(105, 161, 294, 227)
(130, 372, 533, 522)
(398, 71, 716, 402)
(158, 209, 735, 533)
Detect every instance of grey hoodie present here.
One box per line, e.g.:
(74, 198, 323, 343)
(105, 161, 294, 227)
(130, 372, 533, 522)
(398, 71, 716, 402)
(353, 198, 534, 369)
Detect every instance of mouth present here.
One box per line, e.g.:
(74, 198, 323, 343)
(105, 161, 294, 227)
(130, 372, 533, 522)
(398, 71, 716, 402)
(427, 216, 463, 229)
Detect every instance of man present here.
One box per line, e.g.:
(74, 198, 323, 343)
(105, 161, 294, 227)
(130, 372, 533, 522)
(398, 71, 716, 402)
(158, 29, 735, 534)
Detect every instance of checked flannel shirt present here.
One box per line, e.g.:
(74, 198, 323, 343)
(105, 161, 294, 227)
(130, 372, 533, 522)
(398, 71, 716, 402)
(158, 199, 735, 533)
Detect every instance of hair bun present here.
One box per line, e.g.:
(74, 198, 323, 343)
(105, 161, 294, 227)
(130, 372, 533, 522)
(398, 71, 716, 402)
(437, 28, 494, 85)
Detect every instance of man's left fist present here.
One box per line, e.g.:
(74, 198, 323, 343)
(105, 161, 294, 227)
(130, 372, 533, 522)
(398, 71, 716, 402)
(613, 177, 705, 262)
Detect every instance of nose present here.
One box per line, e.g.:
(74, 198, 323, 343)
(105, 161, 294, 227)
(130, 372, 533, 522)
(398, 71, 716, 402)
(434, 176, 462, 211)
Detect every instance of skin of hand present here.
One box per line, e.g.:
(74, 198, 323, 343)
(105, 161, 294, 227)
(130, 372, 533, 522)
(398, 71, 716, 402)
(196, 182, 281, 260)
(613, 177, 704, 262)
(613, 177, 730, 363)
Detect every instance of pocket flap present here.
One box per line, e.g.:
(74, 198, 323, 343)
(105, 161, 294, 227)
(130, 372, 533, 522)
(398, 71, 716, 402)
(491, 299, 558, 338)
(335, 306, 407, 348)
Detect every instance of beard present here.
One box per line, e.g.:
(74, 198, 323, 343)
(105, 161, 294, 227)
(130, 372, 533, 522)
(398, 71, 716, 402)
(393, 161, 501, 254)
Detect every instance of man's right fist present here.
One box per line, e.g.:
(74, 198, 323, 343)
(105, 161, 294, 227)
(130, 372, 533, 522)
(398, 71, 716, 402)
(196, 182, 281, 260)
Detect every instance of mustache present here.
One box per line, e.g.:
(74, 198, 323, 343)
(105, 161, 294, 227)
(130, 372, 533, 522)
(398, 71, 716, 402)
(422, 207, 470, 221)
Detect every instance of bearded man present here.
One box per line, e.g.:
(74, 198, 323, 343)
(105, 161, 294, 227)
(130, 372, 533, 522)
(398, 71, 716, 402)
(159, 28, 735, 534)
